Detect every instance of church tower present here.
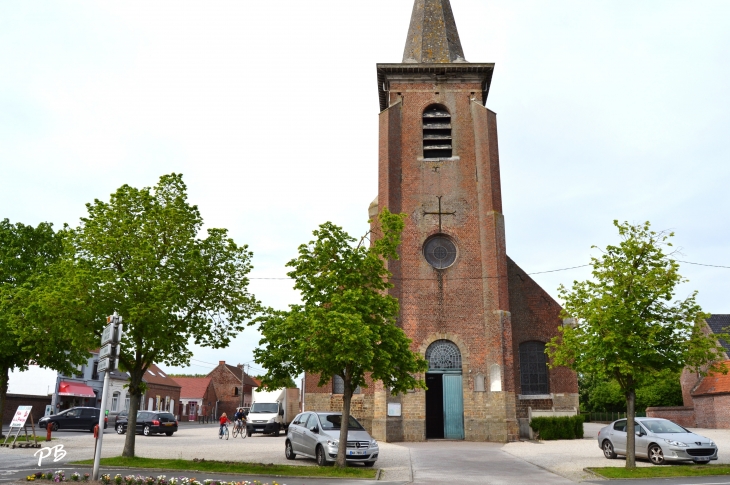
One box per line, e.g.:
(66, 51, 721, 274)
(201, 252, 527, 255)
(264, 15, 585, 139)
(304, 0, 578, 444)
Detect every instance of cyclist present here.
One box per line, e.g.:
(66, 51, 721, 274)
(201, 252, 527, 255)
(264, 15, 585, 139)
(233, 407, 246, 433)
(219, 412, 229, 437)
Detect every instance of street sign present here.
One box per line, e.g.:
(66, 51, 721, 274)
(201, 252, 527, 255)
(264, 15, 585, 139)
(99, 343, 118, 360)
(97, 357, 114, 373)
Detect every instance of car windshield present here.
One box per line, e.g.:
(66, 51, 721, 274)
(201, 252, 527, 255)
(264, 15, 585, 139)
(641, 420, 688, 434)
(250, 403, 279, 413)
(317, 414, 364, 430)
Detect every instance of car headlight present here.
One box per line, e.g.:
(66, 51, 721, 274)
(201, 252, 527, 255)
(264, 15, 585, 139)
(267, 417, 276, 423)
(709, 440, 716, 447)
(327, 439, 339, 447)
(664, 439, 688, 447)
(370, 439, 378, 447)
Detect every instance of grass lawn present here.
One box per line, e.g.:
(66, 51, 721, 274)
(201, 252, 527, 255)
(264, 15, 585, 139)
(72, 457, 377, 479)
(589, 464, 730, 479)
(1, 435, 52, 443)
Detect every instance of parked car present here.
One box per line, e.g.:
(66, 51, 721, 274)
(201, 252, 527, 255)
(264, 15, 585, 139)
(285, 412, 378, 467)
(115, 411, 178, 436)
(597, 417, 718, 465)
(38, 407, 108, 432)
(112, 410, 129, 428)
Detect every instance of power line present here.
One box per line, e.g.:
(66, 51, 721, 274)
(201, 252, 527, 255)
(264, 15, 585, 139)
(247, 259, 729, 281)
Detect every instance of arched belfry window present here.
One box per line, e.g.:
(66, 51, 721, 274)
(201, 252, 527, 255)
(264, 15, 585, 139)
(425, 340, 462, 371)
(422, 105, 452, 159)
(519, 341, 549, 395)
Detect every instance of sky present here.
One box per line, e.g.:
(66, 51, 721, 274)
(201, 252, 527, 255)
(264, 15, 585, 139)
(1, 1, 728, 376)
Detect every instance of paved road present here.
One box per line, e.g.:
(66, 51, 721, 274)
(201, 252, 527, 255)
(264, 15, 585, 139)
(401, 441, 575, 484)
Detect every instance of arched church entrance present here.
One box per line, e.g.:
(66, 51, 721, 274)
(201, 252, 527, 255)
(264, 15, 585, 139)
(425, 339, 464, 439)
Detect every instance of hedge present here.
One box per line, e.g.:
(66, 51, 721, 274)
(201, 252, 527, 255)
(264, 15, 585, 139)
(529, 415, 585, 440)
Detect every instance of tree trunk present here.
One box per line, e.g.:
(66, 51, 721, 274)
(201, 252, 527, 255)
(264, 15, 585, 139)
(625, 385, 636, 469)
(0, 365, 8, 439)
(122, 371, 143, 458)
(336, 374, 353, 468)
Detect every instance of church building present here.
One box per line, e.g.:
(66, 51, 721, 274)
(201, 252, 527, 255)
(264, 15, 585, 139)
(304, 0, 578, 442)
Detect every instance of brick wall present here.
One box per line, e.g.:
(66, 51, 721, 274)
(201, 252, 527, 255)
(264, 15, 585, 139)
(694, 395, 730, 429)
(142, 383, 180, 414)
(645, 406, 696, 428)
(3, 394, 51, 426)
(207, 365, 243, 418)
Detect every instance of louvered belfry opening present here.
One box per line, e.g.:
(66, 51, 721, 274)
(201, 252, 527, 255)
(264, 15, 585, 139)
(422, 104, 452, 159)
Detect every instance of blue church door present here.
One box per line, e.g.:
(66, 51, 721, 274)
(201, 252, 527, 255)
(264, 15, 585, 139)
(442, 374, 465, 439)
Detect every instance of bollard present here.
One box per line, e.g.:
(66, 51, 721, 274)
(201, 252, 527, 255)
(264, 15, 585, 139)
(46, 423, 52, 442)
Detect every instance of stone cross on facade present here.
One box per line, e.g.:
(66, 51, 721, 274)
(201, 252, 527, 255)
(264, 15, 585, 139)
(424, 196, 455, 232)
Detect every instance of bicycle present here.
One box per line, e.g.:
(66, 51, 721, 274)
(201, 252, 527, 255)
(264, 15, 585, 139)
(219, 423, 229, 440)
(232, 419, 247, 439)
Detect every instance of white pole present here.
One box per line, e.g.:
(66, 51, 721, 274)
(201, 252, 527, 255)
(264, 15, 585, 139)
(92, 370, 111, 480)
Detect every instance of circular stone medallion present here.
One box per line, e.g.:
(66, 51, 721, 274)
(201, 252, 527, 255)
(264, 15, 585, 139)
(423, 235, 457, 269)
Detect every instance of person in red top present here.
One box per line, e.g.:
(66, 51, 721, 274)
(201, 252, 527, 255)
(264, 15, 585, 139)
(219, 412, 229, 437)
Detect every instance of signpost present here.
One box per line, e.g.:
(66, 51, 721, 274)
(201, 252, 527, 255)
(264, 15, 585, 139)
(1, 406, 40, 448)
(92, 314, 123, 481)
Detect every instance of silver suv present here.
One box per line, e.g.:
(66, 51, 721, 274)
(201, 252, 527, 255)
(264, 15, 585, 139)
(597, 417, 718, 465)
(285, 412, 379, 467)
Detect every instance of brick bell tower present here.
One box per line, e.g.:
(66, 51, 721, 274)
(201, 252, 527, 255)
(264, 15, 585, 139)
(304, 0, 578, 444)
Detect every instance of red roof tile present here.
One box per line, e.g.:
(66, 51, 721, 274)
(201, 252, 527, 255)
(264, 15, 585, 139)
(142, 364, 180, 388)
(692, 360, 730, 396)
(174, 377, 212, 399)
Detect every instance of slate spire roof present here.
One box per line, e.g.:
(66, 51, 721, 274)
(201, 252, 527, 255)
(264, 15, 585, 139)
(403, 0, 466, 63)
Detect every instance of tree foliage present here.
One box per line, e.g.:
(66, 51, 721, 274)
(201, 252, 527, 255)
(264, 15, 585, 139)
(579, 370, 684, 413)
(547, 221, 727, 468)
(254, 209, 428, 467)
(48, 173, 259, 456)
(0, 219, 96, 437)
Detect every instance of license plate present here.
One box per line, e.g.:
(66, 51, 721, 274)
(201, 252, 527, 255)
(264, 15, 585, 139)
(694, 456, 710, 462)
(165, 423, 173, 426)
(255, 428, 263, 431)
(348, 450, 366, 456)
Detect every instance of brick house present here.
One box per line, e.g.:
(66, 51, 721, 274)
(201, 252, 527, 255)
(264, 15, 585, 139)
(207, 361, 259, 418)
(139, 364, 181, 415)
(648, 314, 730, 427)
(174, 376, 218, 421)
(304, 0, 578, 443)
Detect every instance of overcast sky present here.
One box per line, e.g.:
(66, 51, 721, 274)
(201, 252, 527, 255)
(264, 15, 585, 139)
(1, 1, 728, 376)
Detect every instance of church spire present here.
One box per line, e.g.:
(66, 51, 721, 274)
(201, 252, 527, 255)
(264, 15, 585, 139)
(402, 0, 466, 63)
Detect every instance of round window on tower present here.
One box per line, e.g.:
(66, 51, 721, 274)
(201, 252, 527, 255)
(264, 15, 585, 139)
(423, 235, 457, 269)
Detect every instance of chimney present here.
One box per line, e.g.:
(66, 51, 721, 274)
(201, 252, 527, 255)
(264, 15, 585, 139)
(219, 361, 225, 366)
(237, 364, 243, 369)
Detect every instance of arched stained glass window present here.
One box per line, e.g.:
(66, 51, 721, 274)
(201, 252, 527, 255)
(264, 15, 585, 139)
(425, 340, 462, 370)
(519, 341, 549, 395)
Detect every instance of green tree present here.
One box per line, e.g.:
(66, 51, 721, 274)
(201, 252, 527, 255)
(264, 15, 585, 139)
(580, 369, 684, 413)
(547, 221, 727, 468)
(254, 209, 428, 468)
(0, 220, 96, 438)
(59, 173, 259, 457)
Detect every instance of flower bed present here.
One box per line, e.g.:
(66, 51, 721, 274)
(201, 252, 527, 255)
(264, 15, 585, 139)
(26, 472, 284, 485)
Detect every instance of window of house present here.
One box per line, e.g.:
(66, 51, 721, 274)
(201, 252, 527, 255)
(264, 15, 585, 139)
(111, 392, 120, 412)
(75, 365, 84, 379)
(124, 397, 130, 411)
(332, 375, 361, 394)
(519, 341, 549, 395)
(92, 361, 99, 380)
(425, 339, 462, 370)
(234, 387, 239, 396)
(422, 105, 452, 159)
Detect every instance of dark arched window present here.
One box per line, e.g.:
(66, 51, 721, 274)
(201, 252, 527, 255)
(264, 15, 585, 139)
(332, 375, 361, 394)
(519, 341, 549, 395)
(423, 105, 452, 159)
(425, 339, 461, 371)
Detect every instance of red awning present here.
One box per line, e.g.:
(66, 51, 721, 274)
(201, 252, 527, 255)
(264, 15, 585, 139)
(58, 381, 96, 398)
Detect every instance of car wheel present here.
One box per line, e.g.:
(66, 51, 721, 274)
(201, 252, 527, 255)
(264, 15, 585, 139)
(246, 429, 252, 437)
(363, 461, 375, 467)
(695, 461, 710, 465)
(165, 432, 173, 437)
(51, 422, 59, 432)
(285, 440, 296, 460)
(275, 427, 281, 437)
(602, 440, 617, 459)
(648, 444, 666, 465)
(116, 425, 125, 435)
(143, 425, 151, 436)
(316, 445, 329, 467)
